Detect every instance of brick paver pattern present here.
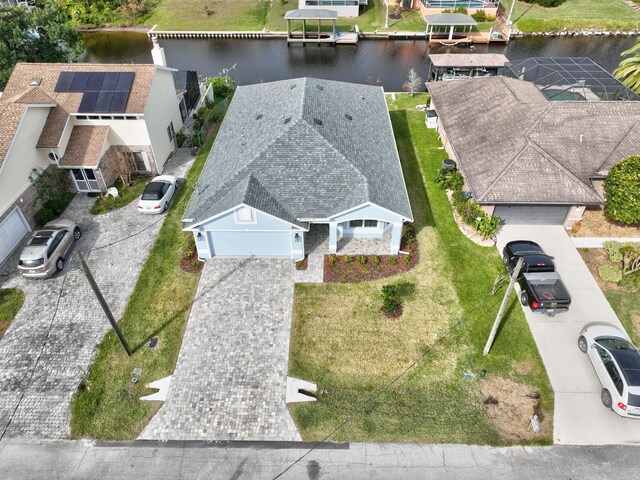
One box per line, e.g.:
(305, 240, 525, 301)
(0, 151, 193, 438)
(140, 258, 301, 441)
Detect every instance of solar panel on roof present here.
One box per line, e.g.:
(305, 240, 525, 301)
(54, 72, 75, 92)
(86, 72, 105, 92)
(102, 72, 120, 91)
(109, 91, 129, 113)
(95, 91, 114, 112)
(70, 72, 90, 92)
(78, 92, 99, 113)
(115, 72, 134, 92)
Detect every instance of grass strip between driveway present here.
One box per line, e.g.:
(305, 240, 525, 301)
(70, 131, 217, 440)
(288, 95, 552, 445)
(0, 288, 25, 341)
(90, 174, 150, 215)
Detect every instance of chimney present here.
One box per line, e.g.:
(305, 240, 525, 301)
(151, 36, 167, 68)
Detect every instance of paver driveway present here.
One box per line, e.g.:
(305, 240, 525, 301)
(497, 225, 640, 445)
(0, 151, 193, 438)
(140, 258, 300, 441)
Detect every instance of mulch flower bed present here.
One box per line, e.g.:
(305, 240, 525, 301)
(323, 225, 419, 283)
(180, 250, 204, 273)
(381, 306, 403, 319)
(295, 256, 309, 270)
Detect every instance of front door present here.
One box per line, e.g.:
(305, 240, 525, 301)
(71, 168, 101, 192)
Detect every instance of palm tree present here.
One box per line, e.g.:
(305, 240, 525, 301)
(614, 39, 640, 94)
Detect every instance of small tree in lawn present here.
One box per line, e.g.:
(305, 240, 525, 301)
(402, 69, 423, 97)
(604, 155, 640, 225)
(113, 151, 135, 187)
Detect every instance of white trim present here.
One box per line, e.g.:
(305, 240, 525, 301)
(327, 201, 411, 223)
(183, 203, 307, 231)
(200, 228, 294, 233)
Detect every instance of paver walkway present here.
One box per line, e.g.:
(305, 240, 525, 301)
(0, 151, 194, 438)
(140, 258, 300, 441)
(497, 225, 640, 445)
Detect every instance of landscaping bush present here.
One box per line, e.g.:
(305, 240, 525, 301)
(381, 284, 400, 313)
(176, 131, 186, 147)
(522, 0, 566, 6)
(604, 155, 640, 225)
(471, 10, 493, 22)
(598, 265, 623, 283)
(435, 167, 463, 191)
(604, 241, 625, 263)
(33, 207, 55, 227)
(206, 76, 235, 99)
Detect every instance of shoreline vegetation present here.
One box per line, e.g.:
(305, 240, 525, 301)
(71, 0, 640, 34)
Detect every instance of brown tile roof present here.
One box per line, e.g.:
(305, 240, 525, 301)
(428, 76, 640, 205)
(58, 125, 110, 168)
(1, 63, 156, 149)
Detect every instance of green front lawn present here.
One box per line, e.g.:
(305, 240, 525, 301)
(501, 0, 640, 32)
(0, 288, 24, 340)
(91, 174, 150, 215)
(606, 291, 640, 346)
(70, 131, 217, 440)
(288, 95, 552, 444)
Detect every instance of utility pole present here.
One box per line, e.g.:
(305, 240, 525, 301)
(483, 256, 524, 356)
(505, 0, 517, 40)
(75, 252, 132, 357)
(385, 0, 389, 29)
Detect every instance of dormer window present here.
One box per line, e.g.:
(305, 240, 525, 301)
(235, 206, 255, 223)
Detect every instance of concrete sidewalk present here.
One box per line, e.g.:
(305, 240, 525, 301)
(497, 225, 640, 445)
(1, 438, 640, 480)
(571, 237, 640, 248)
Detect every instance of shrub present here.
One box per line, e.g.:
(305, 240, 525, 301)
(206, 76, 235, 99)
(176, 131, 186, 147)
(181, 234, 196, 261)
(328, 254, 337, 265)
(343, 255, 353, 263)
(604, 241, 624, 263)
(387, 257, 398, 265)
(44, 197, 68, 216)
(604, 155, 640, 225)
(356, 255, 367, 265)
(475, 214, 500, 239)
(372, 255, 380, 265)
(522, 0, 567, 6)
(471, 10, 487, 22)
(347, 266, 354, 273)
(598, 265, 623, 283)
(362, 267, 369, 274)
(34, 208, 55, 227)
(403, 254, 411, 265)
(435, 167, 464, 191)
(341, 274, 347, 281)
(381, 284, 401, 313)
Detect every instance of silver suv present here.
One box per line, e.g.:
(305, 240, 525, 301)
(18, 219, 81, 278)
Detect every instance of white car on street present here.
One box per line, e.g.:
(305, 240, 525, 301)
(579, 323, 640, 418)
(137, 175, 177, 214)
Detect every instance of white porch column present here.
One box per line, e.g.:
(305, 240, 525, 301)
(389, 222, 403, 254)
(328, 222, 338, 254)
(449, 25, 454, 40)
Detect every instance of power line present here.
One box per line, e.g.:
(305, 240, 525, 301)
(271, 287, 504, 480)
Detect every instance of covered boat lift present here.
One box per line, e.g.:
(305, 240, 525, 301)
(427, 53, 509, 82)
(285, 9, 358, 45)
(425, 13, 477, 43)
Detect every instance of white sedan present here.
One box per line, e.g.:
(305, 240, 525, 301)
(579, 323, 640, 418)
(137, 175, 177, 214)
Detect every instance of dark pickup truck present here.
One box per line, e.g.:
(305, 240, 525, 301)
(502, 240, 571, 315)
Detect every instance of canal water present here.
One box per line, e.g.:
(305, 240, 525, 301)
(79, 31, 636, 91)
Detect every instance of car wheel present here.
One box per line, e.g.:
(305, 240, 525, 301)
(578, 335, 588, 353)
(56, 258, 65, 272)
(601, 389, 613, 409)
(520, 291, 528, 306)
(73, 227, 82, 241)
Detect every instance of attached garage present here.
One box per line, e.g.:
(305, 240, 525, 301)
(208, 231, 292, 257)
(493, 205, 570, 225)
(0, 207, 30, 265)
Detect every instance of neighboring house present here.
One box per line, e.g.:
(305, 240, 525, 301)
(428, 75, 640, 227)
(0, 62, 183, 265)
(183, 77, 412, 260)
(296, 0, 366, 17)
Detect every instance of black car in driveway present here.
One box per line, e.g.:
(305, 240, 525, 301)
(503, 240, 571, 315)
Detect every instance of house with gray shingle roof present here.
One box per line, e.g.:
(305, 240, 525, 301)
(427, 75, 640, 227)
(183, 77, 413, 259)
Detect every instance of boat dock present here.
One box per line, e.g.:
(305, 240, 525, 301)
(285, 9, 358, 45)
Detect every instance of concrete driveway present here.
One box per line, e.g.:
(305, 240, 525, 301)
(497, 225, 640, 445)
(140, 258, 300, 441)
(0, 151, 193, 438)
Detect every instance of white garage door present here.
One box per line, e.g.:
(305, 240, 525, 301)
(0, 207, 30, 265)
(209, 231, 291, 257)
(494, 205, 570, 225)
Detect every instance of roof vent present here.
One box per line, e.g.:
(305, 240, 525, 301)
(30, 78, 42, 86)
(316, 84, 324, 91)
(284, 117, 291, 124)
(344, 114, 352, 121)
(256, 114, 263, 120)
(290, 84, 297, 90)
(314, 118, 323, 126)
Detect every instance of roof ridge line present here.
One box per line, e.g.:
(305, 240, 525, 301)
(597, 121, 638, 174)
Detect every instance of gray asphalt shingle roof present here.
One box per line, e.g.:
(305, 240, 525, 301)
(184, 78, 412, 227)
(428, 76, 640, 205)
(425, 13, 477, 26)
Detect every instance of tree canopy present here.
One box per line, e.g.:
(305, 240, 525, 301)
(0, 1, 84, 90)
(614, 39, 640, 94)
(604, 155, 640, 225)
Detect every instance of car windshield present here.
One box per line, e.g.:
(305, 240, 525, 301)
(597, 337, 636, 351)
(19, 258, 44, 267)
(141, 182, 167, 200)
